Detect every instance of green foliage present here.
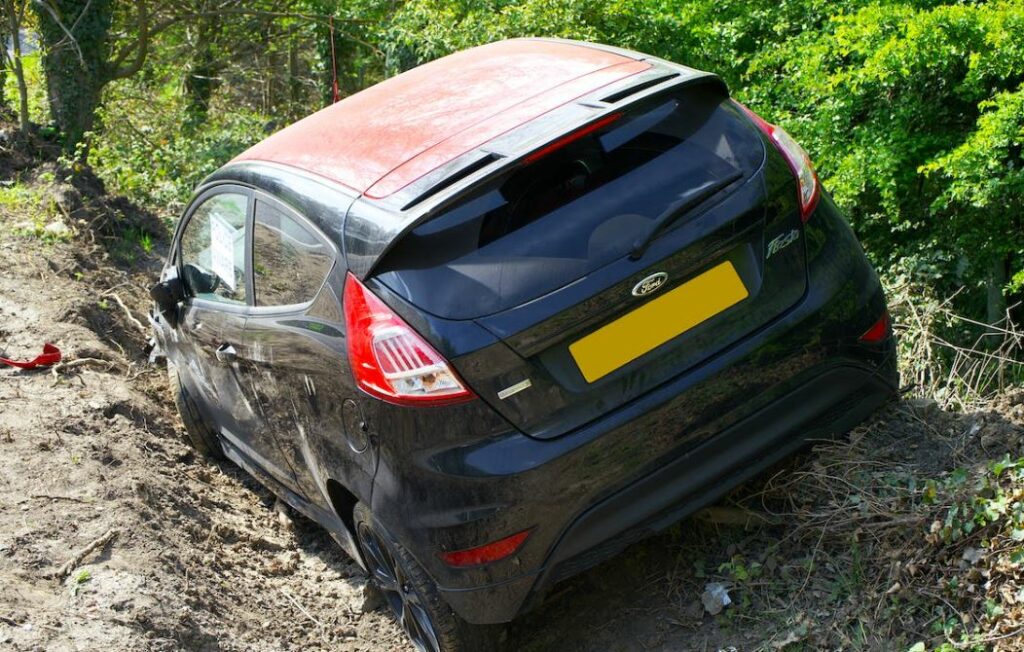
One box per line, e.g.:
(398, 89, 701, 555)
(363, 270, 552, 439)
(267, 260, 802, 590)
(745, 1, 1024, 307)
(108, 225, 156, 264)
(911, 455, 1024, 648)
(380, 0, 686, 72)
(0, 178, 73, 243)
(307, 0, 391, 101)
(0, 180, 48, 213)
(922, 87, 1024, 290)
(70, 567, 91, 596)
(932, 456, 1024, 544)
(89, 78, 268, 216)
(718, 554, 762, 583)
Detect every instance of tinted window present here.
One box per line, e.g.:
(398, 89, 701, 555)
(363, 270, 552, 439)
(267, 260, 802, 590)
(378, 85, 765, 319)
(180, 193, 248, 304)
(253, 200, 333, 306)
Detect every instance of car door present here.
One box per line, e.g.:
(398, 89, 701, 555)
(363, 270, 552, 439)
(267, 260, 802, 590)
(240, 194, 373, 508)
(175, 187, 297, 487)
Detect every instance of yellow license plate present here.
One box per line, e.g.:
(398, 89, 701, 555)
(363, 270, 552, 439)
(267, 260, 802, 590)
(569, 261, 749, 383)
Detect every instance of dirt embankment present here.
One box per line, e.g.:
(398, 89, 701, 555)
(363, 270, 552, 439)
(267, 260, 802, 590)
(1, 134, 1023, 652)
(0, 149, 408, 651)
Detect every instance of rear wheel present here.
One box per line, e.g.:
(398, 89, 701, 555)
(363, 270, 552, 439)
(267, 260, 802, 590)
(169, 365, 224, 460)
(353, 503, 502, 652)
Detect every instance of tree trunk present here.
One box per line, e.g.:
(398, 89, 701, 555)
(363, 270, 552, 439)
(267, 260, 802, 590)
(33, 0, 114, 155)
(987, 255, 1008, 328)
(288, 32, 301, 110)
(185, 46, 217, 125)
(0, 13, 8, 109)
(184, 15, 221, 126)
(3, 0, 30, 132)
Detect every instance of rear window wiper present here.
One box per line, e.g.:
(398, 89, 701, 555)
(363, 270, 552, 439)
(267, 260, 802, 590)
(629, 170, 743, 260)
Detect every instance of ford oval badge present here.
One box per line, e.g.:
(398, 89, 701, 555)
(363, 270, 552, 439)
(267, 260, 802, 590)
(632, 272, 668, 297)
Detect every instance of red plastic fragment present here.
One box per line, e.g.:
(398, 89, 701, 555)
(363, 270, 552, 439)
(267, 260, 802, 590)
(0, 343, 62, 369)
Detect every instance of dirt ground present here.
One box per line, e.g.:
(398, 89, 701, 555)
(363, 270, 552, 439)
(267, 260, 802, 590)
(1, 157, 1023, 651)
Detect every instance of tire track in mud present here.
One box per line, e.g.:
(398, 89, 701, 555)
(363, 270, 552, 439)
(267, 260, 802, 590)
(0, 230, 408, 652)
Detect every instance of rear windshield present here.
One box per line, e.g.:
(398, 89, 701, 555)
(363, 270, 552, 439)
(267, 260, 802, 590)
(376, 85, 764, 320)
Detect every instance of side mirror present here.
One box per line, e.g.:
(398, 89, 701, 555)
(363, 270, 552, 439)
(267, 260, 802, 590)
(181, 263, 221, 295)
(150, 276, 185, 328)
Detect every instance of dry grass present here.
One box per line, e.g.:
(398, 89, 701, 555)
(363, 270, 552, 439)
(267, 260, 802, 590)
(888, 280, 1024, 411)
(691, 286, 1024, 651)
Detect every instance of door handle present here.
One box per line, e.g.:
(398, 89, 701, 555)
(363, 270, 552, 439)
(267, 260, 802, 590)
(215, 343, 237, 363)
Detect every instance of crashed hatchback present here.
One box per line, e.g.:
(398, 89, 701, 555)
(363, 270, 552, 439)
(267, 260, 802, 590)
(149, 38, 898, 651)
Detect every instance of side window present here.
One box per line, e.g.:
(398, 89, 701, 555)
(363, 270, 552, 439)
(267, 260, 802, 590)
(179, 193, 249, 305)
(253, 199, 333, 307)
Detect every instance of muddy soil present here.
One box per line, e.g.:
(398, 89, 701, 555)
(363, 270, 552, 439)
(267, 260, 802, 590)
(1, 162, 1022, 651)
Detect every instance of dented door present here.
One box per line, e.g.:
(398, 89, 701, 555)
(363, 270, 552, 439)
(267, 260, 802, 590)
(239, 195, 376, 507)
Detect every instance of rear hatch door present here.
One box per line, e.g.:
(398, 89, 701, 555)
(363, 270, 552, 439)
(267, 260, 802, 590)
(373, 83, 808, 439)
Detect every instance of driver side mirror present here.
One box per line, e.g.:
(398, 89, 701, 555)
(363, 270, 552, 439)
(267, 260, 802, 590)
(150, 276, 185, 328)
(181, 263, 220, 295)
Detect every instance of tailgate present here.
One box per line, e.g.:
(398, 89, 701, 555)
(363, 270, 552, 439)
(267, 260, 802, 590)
(374, 84, 808, 439)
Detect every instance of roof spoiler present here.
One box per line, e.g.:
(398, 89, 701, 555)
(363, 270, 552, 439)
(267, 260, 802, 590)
(344, 66, 728, 280)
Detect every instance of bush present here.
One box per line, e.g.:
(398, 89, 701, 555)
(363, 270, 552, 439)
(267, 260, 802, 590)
(746, 1, 1024, 316)
(88, 78, 270, 221)
(379, 0, 1024, 325)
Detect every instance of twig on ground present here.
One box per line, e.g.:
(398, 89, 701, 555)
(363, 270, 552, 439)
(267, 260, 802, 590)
(280, 587, 325, 630)
(53, 529, 119, 580)
(100, 290, 148, 335)
(50, 357, 117, 381)
(31, 494, 90, 503)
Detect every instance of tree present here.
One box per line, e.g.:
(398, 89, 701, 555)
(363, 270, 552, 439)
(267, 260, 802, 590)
(182, 9, 223, 124)
(33, 0, 373, 154)
(2, 0, 32, 133)
(32, 0, 153, 154)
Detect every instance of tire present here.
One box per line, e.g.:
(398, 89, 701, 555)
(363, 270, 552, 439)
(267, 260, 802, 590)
(353, 503, 503, 652)
(169, 365, 224, 460)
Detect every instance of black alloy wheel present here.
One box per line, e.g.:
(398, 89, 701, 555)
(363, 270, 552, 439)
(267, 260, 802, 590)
(356, 517, 441, 652)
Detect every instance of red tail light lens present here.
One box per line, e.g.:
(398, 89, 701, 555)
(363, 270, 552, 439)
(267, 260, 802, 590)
(735, 102, 820, 222)
(439, 529, 532, 567)
(343, 273, 474, 406)
(859, 310, 892, 344)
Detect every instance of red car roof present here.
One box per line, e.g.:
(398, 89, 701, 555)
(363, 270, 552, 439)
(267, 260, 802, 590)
(233, 39, 650, 198)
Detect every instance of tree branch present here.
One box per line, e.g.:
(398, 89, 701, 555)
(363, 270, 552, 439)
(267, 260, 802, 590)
(176, 7, 370, 25)
(31, 0, 86, 67)
(106, 1, 149, 80)
(103, 4, 377, 83)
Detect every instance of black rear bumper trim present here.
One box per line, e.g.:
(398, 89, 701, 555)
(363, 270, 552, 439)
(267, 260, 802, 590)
(440, 361, 896, 623)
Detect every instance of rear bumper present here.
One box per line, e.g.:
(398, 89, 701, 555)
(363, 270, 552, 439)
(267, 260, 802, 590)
(438, 358, 896, 622)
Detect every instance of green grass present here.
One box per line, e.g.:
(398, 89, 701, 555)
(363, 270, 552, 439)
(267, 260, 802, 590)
(0, 181, 49, 212)
(0, 180, 73, 243)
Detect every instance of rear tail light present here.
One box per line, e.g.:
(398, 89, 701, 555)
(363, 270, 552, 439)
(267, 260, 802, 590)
(439, 529, 532, 567)
(735, 102, 820, 222)
(343, 273, 474, 406)
(859, 309, 892, 344)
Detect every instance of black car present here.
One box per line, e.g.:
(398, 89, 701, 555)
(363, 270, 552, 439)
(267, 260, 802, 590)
(149, 38, 898, 652)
